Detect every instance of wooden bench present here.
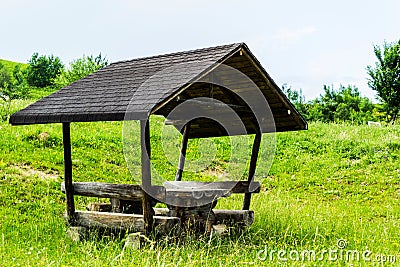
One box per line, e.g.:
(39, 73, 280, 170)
(61, 180, 260, 234)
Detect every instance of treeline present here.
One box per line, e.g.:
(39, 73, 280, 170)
(284, 39, 400, 125)
(282, 84, 385, 125)
(0, 53, 108, 119)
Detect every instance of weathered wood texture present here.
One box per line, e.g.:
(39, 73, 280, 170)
(168, 203, 216, 234)
(82, 205, 254, 233)
(163, 181, 260, 207)
(61, 182, 144, 201)
(61, 181, 260, 203)
(70, 211, 180, 235)
(163, 181, 260, 193)
(61, 182, 165, 202)
(154, 208, 254, 227)
(165, 189, 229, 207)
(213, 210, 254, 226)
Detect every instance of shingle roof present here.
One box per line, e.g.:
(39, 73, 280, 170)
(9, 43, 307, 136)
(10, 43, 241, 125)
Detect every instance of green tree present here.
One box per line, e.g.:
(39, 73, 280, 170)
(55, 53, 108, 87)
(0, 62, 12, 98)
(303, 85, 374, 124)
(0, 63, 29, 119)
(281, 84, 307, 116)
(367, 39, 400, 124)
(26, 53, 64, 88)
(13, 65, 25, 86)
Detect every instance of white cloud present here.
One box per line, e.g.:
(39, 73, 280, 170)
(274, 26, 316, 44)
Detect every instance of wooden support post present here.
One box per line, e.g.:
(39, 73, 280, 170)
(175, 123, 190, 181)
(242, 132, 262, 210)
(62, 122, 76, 225)
(140, 119, 154, 234)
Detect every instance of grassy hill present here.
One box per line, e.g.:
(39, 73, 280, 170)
(0, 99, 399, 266)
(0, 58, 28, 72)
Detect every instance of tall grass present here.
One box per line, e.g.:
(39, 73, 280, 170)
(0, 103, 399, 266)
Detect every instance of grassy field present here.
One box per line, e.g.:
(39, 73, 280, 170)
(0, 59, 28, 73)
(0, 99, 399, 266)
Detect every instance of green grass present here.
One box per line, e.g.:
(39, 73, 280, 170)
(0, 99, 400, 266)
(0, 59, 28, 73)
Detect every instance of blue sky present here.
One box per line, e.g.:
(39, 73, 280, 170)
(1, 0, 399, 100)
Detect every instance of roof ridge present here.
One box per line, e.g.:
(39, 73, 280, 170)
(109, 42, 243, 66)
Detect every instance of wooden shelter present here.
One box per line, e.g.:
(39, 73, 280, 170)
(10, 43, 307, 236)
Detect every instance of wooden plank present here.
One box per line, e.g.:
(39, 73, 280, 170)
(214, 210, 254, 226)
(153, 208, 254, 227)
(243, 133, 262, 210)
(175, 123, 190, 181)
(62, 122, 76, 225)
(61, 182, 143, 201)
(61, 182, 166, 201)
(71, 211, 180, 235)
(165, 189, 230, 207)
(162, 181, 260, 207)
(163, 181, 260, 193)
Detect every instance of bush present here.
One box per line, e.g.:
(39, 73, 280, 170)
(26, 53, 64, 88)
(55, 53, 108, 88)
(0, 63, 30, 120)
(282, 84, 375, 124)
(367, 39, 400, 124)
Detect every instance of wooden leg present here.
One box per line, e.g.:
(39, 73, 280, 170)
(242, 133, 261, 210)
(140, 119, 154, 234)
(142, 193, 154, 234)
(175, 123, 190, 181)
(63, 122, 76, 225)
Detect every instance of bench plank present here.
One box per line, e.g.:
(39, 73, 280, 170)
(69, 210, 180, 235)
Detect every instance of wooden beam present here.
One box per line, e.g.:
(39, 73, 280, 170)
(164, 181, 260, 194)
(141, 119, 151, 189)
(61, 182, 143, 200)
(61, 182, 166, 202)
(62, 122, 76, 225)
(163, 181, 260, 207)
(242, 133, 262, 210)
(214, 209, 254, 226)
(152, 208, 254, 227)
(140, 119, 154, 234)
(71, 211, 180, 235)
(175, 123, 190, 181)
